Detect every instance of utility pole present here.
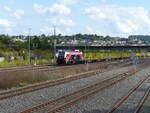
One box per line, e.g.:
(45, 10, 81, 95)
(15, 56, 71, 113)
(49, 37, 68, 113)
(53, 26, 56, 63)
(28, 28, 31, 65)
(85, 38, 89, 70)
(86, 38, 89, 70)
(85, 40, 86, 64)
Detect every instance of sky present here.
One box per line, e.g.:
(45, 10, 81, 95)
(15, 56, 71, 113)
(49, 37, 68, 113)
(0, 0, 150, 37)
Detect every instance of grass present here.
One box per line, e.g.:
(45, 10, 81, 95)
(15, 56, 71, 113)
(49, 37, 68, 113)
(0, 60, 29, 66)
(0, 60, 124, 90)
(19, 82, 28, 87)
(0, 71, 49, 89)
(0, 62, 100, 89)
(0, 59, 52, 67)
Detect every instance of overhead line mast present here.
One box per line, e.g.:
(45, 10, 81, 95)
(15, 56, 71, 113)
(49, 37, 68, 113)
(53, 26, 56, 63)
(28, 28, 31, 65)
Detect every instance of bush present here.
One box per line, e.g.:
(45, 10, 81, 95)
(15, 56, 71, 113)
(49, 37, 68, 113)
(19, 82, 28, 87)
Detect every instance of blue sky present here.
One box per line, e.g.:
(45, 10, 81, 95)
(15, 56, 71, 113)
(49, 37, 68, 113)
(0, 0, 150, 37)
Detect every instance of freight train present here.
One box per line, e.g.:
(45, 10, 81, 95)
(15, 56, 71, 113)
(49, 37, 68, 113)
(56, 50, 150, 64)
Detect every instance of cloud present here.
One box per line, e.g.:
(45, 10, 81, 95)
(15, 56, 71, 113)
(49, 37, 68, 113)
(33, 4, 46, 15)
(48, 18, 75, 26)
(0, 19, 14, 27)
(33, 3, 71, 16)
(59, 0, 77, 5)
(13, 9, 25, 19)
(86, 26, 95, 33)
(40, 26, 51, 34)
(84, 5, 150, 34)
(116, 20, 138, 34)
(85, 25, 106, 35)
(34, 3, 75, 34)
(40, 26, 72, 35)
(3, 6, 25, 20)
(4, 6, 11, 12)
(4, 28, 13, 34)
(55, 27, 72, 35)
(33, 3, 75, 35)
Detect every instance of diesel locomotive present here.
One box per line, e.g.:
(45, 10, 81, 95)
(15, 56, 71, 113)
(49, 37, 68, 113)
(56, 50, 84, 64)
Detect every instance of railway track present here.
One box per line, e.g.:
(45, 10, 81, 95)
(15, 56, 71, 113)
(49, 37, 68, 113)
(0, 64, 58, 73)
(0, 61, 130, 100)
(0, 58, 143, 73)
(0, 66, 50, 73)
(107, 76, 150, 113)
(0, 63, 52, 71)
(134, 87, 150, 113)
(0, 60, 116, 73)
(0, 57, 147, 74)
(0, 60, 107, 72)
(20, 62, 149, 113)
(0, 62, 96, 73)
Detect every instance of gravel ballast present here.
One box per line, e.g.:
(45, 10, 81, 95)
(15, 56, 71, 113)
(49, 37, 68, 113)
(58, 66, 150, 113)
(111, 77, 150, 113)
(0, 65, 134, 113)
(137, 83, 150, 113)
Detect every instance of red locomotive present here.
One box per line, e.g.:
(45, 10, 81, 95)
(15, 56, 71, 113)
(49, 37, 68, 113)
(56, 50, 84, 64)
